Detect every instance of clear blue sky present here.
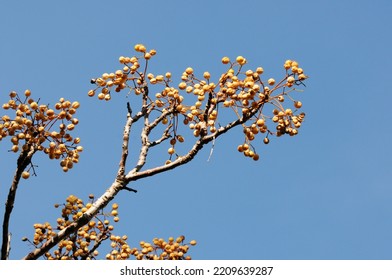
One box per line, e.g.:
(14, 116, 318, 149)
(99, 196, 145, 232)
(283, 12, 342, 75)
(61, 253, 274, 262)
(0, 0, 391, 260)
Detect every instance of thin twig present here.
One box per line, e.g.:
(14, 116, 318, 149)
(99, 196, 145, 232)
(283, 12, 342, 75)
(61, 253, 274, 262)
(207, 136, 215, 162)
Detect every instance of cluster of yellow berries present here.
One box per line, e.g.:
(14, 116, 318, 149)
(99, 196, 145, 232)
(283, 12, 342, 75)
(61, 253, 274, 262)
(88, 44, 308, 161)
(26, 194, 197, 260)
(88, 44, 157, 100)
(0, 90, 83, 173)
(106, 235, 197, 260)
(218, 57, 308, 160)
(25, 194, 121, 259)
(24, 222, 56, 248)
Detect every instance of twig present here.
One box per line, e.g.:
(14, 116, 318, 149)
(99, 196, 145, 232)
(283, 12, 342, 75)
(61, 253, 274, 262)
(207, 136, 215, 162)
(123, 186, 137, 193)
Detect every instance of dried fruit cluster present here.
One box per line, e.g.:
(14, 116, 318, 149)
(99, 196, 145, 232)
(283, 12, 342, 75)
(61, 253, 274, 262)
(0, 90, 82, 173)
(106, 235, 196, 260)
(24, 194, 119, 259)
(26, 194, 196, 260)
(89, 44, 308, 162)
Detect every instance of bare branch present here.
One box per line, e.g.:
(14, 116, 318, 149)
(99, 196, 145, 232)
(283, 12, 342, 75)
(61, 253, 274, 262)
(118, 97, 157, 176)
(147, 107, 174, 131)
(127, 95, 158, 174)
(118, 108, 135, 177)
(149, 123, 172, 147)
(125, 100, 265, 183)
(1, 146, 36, 260)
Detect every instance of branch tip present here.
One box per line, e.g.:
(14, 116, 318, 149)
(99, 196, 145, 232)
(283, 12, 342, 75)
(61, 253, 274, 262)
(127, 102, 132, 115)
(123, 186, 138, 193)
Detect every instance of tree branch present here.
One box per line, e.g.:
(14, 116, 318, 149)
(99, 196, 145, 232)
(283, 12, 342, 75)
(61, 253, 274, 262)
(118, 103, 137, 177)
(149, 123, 172, 147)
(125, 100, 266, 182)
(1, 146, 35, 260)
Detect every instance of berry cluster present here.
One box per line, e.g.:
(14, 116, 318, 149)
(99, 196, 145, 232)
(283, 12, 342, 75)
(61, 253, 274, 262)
(107, 235, 197, 260)
(88, 44, 157, 100)
(88, 44, 308, 162)
(26, 194, 197, 260)
(24, 194, 120, 259)
(0, 90, 82, 173)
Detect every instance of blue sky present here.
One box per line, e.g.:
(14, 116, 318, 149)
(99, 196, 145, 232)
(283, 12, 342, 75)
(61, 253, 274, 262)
(0, 0, 391, 260)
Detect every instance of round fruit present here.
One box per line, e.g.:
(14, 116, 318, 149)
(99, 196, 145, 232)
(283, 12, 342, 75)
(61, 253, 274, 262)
(22, 171, 30, 179)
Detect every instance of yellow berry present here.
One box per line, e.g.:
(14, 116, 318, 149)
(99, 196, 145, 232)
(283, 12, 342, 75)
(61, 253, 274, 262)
(71, 101, 80, 109)
(298, 74, 307, 80)
(22, 171, 30, 179)
(134, 44, 146, 52)
(111, 210, 118, 216)
(177, 135, 184, 142)
(284, 60, 292, 69)
(168, 147, 175, 155)
(17, 133, 26, 139)
(268, 78, 275, 85)
(245, 70, 253, 76)
(287, 76, 295, 83)
(236, 56, 246, 65)
(186, 86, 193, 93)
(221, 57, 230, 64)
(256, 119, 265, 126)
(144, 53, 152, 60)
(185, 67, 193, 75)
(256, 67, 264, 74)
(178, 82, 187, 90)
(294, 101, 302, 108)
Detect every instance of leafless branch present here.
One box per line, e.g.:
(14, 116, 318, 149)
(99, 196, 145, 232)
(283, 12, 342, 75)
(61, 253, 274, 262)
(1, 146, 36, 260)
(125, 99, 266, 182)
(149, 124, 172, 147)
